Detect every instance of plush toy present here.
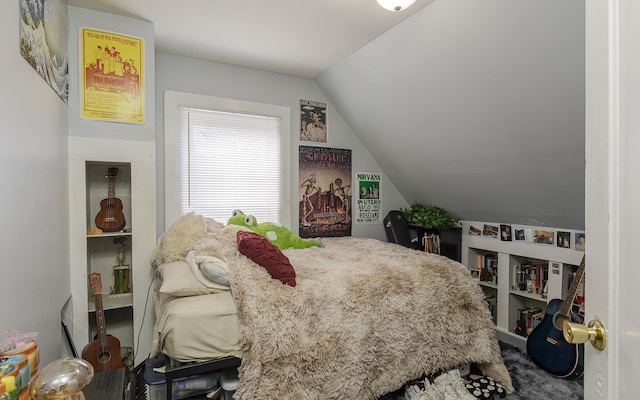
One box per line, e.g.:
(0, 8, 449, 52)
(227, 210, 323, 250)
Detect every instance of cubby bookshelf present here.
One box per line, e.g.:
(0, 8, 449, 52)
(460, 221, 584, 349)
(69, 137, 156, 365)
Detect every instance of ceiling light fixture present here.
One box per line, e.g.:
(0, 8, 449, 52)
(376, 0, 417, 12)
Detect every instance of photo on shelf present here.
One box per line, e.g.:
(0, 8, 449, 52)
(469, 225, 482, 235)
(557, 230, 571, 249)
(533, 230, 555, 245)
(500, 224, 512, 241)
(575, 232, 586, 251)
(470, 269, 480, 279)
(482, 224, 499, 238)
(513, 227, 531, 241)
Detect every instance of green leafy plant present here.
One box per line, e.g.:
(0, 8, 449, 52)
(400, 203, 460, 229)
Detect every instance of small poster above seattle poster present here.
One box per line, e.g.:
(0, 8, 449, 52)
(300, 99, 327, 143)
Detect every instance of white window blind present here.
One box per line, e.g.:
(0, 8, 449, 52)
(178, 106, 281, 223)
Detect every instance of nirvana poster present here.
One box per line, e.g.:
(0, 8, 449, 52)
(355, 172, 382, 224)
(298, 146, 352, 238)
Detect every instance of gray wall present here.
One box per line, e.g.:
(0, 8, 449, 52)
(0, 0, 69, 365)
(66, 6, 156, 142)
(155, 52, 408, 240)
(316, 0, 586, 230)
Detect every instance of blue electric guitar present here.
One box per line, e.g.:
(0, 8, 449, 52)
(526, 255, 585, 380)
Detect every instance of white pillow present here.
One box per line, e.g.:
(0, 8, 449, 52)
(200, 259, 230, 286)
(157, 261, 226, 297)
(185, 251, 231, 290)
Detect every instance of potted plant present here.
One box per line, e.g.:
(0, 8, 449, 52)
(400, 202, 460, 229)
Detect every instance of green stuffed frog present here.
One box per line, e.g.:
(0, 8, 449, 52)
(227, 210, 323, 250)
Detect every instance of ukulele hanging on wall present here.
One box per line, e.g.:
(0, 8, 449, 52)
(95, 167, 126, 232)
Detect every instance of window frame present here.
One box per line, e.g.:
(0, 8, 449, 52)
(164, 90, 291, 228)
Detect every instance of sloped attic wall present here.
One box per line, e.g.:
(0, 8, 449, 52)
(316, 0, 585, 229)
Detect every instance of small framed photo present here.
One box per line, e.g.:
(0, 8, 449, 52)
(469, 225, 482, 235)
(533, 230, 555, 245)
(300, 99, 327, 143)
(500, 224, 512, 241)
(557, 231, 571, 249)
(470, 269, 480, 279)
(575, 232, 585, 251)
(482, 224, 499, 238)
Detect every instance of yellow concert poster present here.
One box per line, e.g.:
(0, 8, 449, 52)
(81, 27, 144, 123)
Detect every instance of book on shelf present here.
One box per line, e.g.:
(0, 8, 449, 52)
(515, 306, 544, 337)
(485, 295, 498, 323)
(525, 307, 543, 333)
(526, 311, 546, 336)
(514, 307, 528, 337)
(476, 253, 498, 283)
(512, 262, 548, 295)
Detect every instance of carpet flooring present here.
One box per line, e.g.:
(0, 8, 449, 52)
(498, 341, 583, 400)
(379, 341, 584, 400)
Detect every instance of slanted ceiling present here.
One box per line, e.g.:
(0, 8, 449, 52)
(316, 0, 585, 229)
(68, 0, 586, 230)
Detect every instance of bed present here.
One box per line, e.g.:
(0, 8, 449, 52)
(150, 213, 513, 399)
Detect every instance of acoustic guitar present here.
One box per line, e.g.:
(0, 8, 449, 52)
(95, 167, 126, 232)
(82, 272, 127, 372)
(526, 255, 585, 380)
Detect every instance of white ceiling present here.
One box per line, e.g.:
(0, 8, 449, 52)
(65, 0, 586, 230)
(66, 0, 434, 78)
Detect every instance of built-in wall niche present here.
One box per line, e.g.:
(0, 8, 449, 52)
(85, 161, 134, 306)
(83, 161, 135, 359)
(85, 161, 132, 231)
(69, 137, 156, 365)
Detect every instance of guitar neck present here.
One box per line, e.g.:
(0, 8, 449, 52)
(559, 255, 586, 316)
(107, 175, 116, 199)
(93, 293, 110, 352)
(88, 272, 111, 354)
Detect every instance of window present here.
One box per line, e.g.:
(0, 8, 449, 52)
(164, 91, 291, 228)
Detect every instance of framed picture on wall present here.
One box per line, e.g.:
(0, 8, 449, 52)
(533, 230, 555, 245)
(575, 232, 586, 251)
(300, 99, 327, 143)
(513, 227, 531, 241)
(482, 224, 499, 238)
(20, 0, 69, 102)
(80, 27, 145, 123)
(500, 224, 512, 241)
(557, 230, 571, 249)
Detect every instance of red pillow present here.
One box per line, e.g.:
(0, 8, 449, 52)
(236, 230, 296, 286)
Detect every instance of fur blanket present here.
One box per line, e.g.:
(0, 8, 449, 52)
(152, 214, 513, 399)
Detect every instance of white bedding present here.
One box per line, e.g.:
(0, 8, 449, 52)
(151, 274, 242, 363)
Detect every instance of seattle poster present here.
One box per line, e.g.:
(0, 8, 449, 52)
(298, 146, 352, 238)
